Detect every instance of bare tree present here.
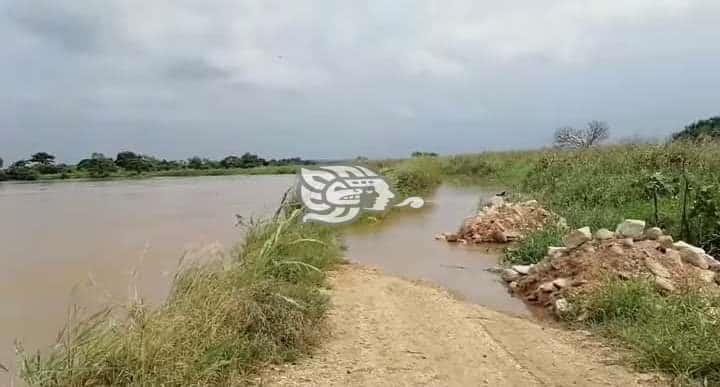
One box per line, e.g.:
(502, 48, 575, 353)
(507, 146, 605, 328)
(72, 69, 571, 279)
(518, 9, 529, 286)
(553, 121, 610, 149)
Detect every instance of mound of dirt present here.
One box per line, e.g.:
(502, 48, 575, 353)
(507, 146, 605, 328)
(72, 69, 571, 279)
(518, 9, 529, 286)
(502, 221, 720, 317)
(436, 197, 554, 244)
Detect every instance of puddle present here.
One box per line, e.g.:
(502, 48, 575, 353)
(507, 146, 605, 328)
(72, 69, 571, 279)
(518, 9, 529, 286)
(345, 185, 530, 316)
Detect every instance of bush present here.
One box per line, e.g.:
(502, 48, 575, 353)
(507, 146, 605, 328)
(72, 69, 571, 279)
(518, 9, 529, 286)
(20, 209, 343, 386)
(383, 157, 442, 198)
(571, 279, 720, 383)
(503, 226, 564, 265)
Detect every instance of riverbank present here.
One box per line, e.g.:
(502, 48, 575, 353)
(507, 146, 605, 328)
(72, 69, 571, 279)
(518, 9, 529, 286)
(17, 158, 441, 385)
(440, 141, 720, 384)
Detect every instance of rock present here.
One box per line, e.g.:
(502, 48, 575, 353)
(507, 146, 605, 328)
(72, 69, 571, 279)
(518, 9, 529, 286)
(594, 228, 614, 240)
(565, 227, 592, 249)
(705, 254, 720, 272)
(485, 266, 504, 274)
(609, 245, 625, 256)
(644, 257, 670, 278)
(522, 200, 538, 206)
(621, 238, 634, 248)
(552, 278, 571, 289)
(699, 270, 716, 284)
(548, 246, 567, 257)
(674, 241, 709, 269)
(444, 233, 459, 242)
(554, 298, 572, 316)
(501, 268, 521, 282)
(655, 276, 675, 292)
(509, 281, 519, 291)
(539, 281, 556, 292)
(657, 235, 674, 249)
(715, 273, 720, 286)
(582, 245, 596, 254)
(492, 230, 508, 243)
(511, 264, 533, 275)
(645, 227, 663, 240)
(615, 219, 646, 239)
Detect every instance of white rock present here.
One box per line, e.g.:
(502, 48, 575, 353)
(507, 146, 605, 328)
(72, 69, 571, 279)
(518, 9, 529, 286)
(594, 228, 614, 240)
(509, 281, 519, 291)
(655, 276, 675, 292)
(512, 264, 533, 275)
(501, 268, 521, 282)
(547, 246, 567, 257)
(705, 254, 720, 272)
(674, 241, 709, 269)
(552, 278, 571, 289)
(523, 200, 538, 206)
(554, 298, 572, 316)
(645, 227, 663, 240)
(616, 219, 646, 239)
(539, 281, 556, 292)
(658, 235, 674, 249)
(565, 227, 592, 249)
(486, 196, 505, 208)
(644, 257, 670, 278)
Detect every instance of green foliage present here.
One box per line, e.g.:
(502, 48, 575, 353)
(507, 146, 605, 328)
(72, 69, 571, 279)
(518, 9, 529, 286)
(80, 153, 118, 178)
(411, 151, 438, 157)
(571, 279, 720, 383)
(503, 226, 564, 265)
(20, 208, 343, 386)
(441, 155, 497, 179)
(672, 116, 720, 141)
(5, 161, 39, 181)
(383, 156, 442, 198)
(30, 152, 55, 165)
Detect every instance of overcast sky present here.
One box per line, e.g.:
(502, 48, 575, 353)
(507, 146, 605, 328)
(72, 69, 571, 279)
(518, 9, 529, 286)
(1, 0, 719, 163)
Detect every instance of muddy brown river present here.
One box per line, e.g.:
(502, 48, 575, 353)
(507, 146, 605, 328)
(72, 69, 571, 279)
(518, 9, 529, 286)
(0, 176, 524, 381)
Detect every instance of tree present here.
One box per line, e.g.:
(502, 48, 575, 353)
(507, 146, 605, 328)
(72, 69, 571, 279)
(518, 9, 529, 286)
(187, 156, 204, 169)
(221, 155, 243, 168)
(0, 157, 3, 169)
(81, 153, 117, 177)
(553, 121, 610, 149)
(672, 116, 720, 141)
(30, 152, 56, 165)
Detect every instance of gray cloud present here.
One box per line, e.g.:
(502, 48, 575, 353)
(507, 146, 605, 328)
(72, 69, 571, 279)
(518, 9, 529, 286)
(1, 0, 719, 163)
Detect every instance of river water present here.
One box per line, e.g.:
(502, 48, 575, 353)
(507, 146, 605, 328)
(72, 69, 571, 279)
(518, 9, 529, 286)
(0, 176, 525, 381)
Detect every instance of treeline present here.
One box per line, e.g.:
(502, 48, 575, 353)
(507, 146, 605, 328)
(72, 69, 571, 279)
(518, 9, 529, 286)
(0, 151, 315, 181)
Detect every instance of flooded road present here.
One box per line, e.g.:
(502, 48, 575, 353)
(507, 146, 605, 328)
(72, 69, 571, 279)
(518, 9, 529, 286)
(345, 185, 529, 316)
(0, 176, 525, 381)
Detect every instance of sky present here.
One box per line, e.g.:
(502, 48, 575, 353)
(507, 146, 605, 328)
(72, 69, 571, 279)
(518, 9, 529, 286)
(1, 0, 719, 163)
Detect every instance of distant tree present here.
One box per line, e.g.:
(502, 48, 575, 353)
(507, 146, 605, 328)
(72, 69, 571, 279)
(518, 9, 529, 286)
(553, 121, 610, 149)
(239, 152, 265, 168)
(30, 152, 56, 165)
(672, 116, 720, 141)
(83, 153, 117, 178)
(115, 151, 155, 173)
(187, 156, 204, 170)
(411, 151, 438, 157)
(0, 157, 3, 169)
(6, 160, 39, 180)
(221, 155, 243, 168)
(115, 151, 139, 168)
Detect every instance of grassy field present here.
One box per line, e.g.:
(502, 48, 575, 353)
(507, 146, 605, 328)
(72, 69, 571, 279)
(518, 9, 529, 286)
(440, 141, 720, 384)
(19, 158, 440, 385)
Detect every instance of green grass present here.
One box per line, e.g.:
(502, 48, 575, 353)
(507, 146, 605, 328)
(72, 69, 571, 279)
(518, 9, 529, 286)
(503, 226, 564, 265)
(20, 209, 343, 386)
(569, 279, 720, 384)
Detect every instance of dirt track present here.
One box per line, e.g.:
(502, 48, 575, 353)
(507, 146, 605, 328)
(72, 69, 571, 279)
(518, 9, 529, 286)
(260, 264, 661, 386)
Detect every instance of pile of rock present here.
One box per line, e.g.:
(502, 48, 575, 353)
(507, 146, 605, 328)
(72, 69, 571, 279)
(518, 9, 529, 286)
(436, 197, 553, 244)
(499, 219, 720, 318)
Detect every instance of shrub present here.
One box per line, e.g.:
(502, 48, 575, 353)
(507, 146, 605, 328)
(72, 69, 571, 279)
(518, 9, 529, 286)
(503, 226, 564, 265)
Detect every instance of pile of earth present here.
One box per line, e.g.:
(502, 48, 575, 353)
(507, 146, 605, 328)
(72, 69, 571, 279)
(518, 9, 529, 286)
(500, 220, 720, 317)
(435, 196, 554, 244)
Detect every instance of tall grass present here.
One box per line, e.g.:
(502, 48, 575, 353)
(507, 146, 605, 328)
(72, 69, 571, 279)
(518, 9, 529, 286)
(20, 209, 342, 386)
(570, 279, 720, 384)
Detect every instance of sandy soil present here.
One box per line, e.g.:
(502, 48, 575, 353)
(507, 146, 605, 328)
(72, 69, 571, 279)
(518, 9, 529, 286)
(258, 264, 663, 387)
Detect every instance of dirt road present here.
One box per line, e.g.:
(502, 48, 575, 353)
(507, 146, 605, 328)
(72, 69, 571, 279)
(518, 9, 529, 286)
(260, 264, 661, 386)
